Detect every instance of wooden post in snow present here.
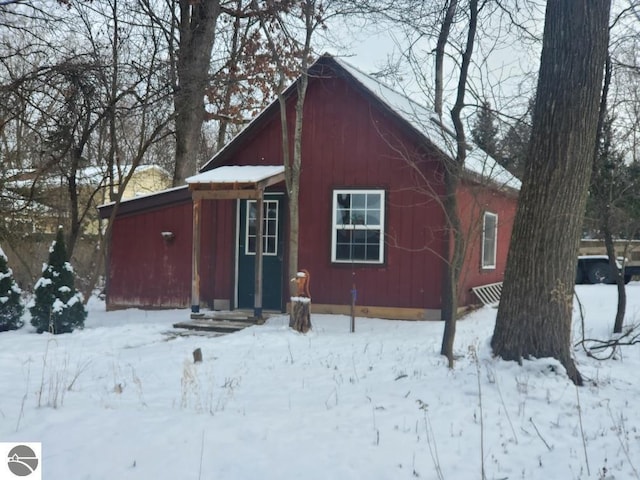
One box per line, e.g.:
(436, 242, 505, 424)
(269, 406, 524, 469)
(253, 193, 264, 320)
(350, 282, 356, 333)
(289, 270, 311, 333)
(191, 196, 202, 313)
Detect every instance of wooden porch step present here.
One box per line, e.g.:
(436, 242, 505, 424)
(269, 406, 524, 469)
(189, 311, 256, 323)
(173, 318, 257, 334)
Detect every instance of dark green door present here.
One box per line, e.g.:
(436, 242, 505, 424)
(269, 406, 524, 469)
(237, 195, 284, 310)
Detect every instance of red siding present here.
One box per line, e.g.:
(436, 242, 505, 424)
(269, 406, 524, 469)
(108, 202, 193, 308)
(457, 182, 517, 306)
(107, 199, 237, 309)
(106, 67, 518, 315)
(300, 78, 449, 309)
(221, 75, 449, 309)
(203, 200, 236, 303)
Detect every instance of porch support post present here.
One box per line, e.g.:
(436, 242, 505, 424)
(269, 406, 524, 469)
(254, 191, 264, 319)
(191, 196, 202, 313)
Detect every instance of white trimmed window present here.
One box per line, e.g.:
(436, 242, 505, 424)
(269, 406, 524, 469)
(482, 211, 498, 269)
(246, 200, 279, 256)
(332, 189, 385, 263)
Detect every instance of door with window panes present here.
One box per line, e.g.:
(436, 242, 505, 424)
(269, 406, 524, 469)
(237, 195, 283, 310)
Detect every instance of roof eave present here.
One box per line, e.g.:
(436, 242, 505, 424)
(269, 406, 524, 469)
(97, 185, 191, 219)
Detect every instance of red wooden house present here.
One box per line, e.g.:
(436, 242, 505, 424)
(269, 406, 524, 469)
(98, 54, 519, 320)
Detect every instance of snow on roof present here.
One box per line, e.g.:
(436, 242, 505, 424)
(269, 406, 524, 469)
(97, 184, 188, 210)
(98, 167, 285, 211)
(132, 165, 171, 175)
(6, 164, 171, 189)
(76, 164, 171, 183)
(332, 57, 520, 191)
(1, 190, 53, 214)
(186, 165, 285, 185)
(201, 55, 519, 190)
(4, 168, 35, 179)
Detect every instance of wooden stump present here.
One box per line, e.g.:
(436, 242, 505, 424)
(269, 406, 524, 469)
(193, 348, 202, 363)
(290, 297, 312, 333)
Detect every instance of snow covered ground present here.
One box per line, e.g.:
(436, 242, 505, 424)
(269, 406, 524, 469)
(1, 284, 639, 480)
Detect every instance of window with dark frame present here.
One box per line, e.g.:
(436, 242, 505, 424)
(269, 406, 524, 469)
(331, 189, 385, 264)
(482, 211, 498, 269)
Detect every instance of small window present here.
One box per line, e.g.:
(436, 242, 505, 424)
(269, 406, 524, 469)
(482, 212, 498, 269)
(246, 200, 279, 256)
(332, 189, 385, 264)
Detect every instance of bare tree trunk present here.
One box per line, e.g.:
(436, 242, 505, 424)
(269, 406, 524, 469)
(284, 3, 314, 298)
(439, 0, 477, 367)
(254, 0, 314, 306)
(107, 0, 120, 202)
(215, 0, 243, 151)
(173, 0, 220, 185)
(67, 167, 81, 255)
(492, 0, 611, 386)
(101, 120, 173, 306)
(287, 64, 308, 297)
(602, 226, 626, 333)
(67, 108, 94, 256)
(593, 54, 626, 334)
(434, 0, 457, 118)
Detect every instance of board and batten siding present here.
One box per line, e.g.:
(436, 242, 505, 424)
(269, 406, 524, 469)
(104, 62, 517, 317)
(214, 74, 450, 313)
(108, 201, 192, 309)
(457, 183, 517, 306)
(106, 199, 236, 310)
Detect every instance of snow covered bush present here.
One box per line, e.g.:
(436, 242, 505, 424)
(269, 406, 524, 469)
(0, 246, 24, 331)
(30, 228, 86, 334)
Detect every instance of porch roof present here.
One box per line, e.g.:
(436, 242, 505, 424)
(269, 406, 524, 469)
(186, 165, 286, 200)
(187, 165, 285, 319)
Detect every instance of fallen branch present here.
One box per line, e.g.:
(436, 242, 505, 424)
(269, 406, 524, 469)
(575, 323, 640, 360)
(574, 289, 640, 360)
(529, 417, 552, 451)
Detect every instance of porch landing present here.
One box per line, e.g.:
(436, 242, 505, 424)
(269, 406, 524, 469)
(172, 310, 271, 334)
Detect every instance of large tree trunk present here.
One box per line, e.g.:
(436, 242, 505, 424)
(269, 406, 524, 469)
(491, 0, 610, 386)
(173, 0, 220, 185)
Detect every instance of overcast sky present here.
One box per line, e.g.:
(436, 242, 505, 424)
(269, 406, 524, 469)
(316, 6, 545, 130)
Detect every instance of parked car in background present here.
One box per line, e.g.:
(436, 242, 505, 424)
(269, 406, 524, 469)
(577, 239, 640, 284)
(576, 255, 640, 284)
